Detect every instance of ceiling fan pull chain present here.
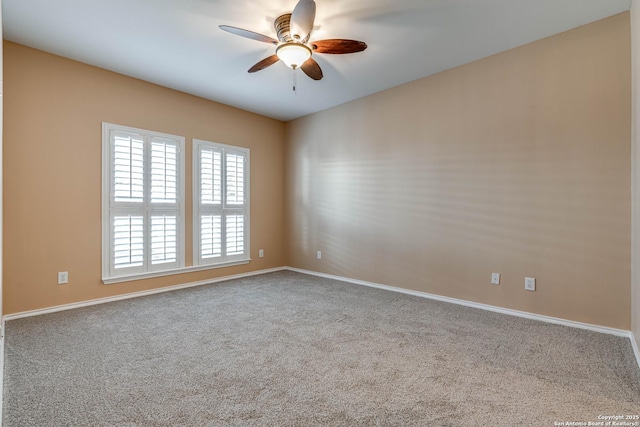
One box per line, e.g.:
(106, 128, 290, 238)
(292, 67, 297, 94)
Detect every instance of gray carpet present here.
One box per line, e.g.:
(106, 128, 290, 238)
(3, 271, 640, 426)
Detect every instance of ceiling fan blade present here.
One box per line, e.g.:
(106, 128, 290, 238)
(248, 55, 280, 73)
(300, 57, 323, 80)
(312, 39, 368, 54)
(219, 25, 278, 45)
(290, 0, 316, 41)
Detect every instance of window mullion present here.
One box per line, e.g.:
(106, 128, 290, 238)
(144, 135, 152, 271)
(221, 147, 227, 210)
(221, 148, 227, 261)
(109, 133, 117, 207)
(194, 145, 201, 264)
(163, 142, 168, 202)
(128, 138, 133, 199)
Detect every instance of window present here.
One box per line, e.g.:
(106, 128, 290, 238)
(102, 123, 185, 280)
(193, 139, 250, 266)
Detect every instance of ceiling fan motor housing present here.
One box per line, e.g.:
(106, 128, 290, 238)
(275, 14, 293, 43)
(275, 13, 310, 44)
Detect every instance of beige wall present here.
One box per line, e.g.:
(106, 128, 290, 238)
(286, 13, 632, 329)
(632, 3, 640, 349)
(3, 42, 286, 314)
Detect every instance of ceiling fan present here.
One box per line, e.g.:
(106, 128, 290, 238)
(219, 0, 367, 82)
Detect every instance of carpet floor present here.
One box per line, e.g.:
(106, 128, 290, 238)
(3, 271, 640, 426)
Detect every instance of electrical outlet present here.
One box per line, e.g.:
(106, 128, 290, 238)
(259, 249, 264, 258)
(58, 271, 69, 285)
(317, 250, 322, 260)
(525, 277, 536, 291)
(491, 273, 500, 285)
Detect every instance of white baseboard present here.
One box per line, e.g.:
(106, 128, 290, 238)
(286, 267, 636, 340)
(3, 267, 286, 321)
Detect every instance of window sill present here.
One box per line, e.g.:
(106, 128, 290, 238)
(102, 259, 251, 284)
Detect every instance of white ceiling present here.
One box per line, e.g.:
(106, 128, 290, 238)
(3, 0, 632, 121)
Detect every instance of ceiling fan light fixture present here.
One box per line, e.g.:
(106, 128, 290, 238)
(220, 0, 367, 81)
(276, 43, 311, 69)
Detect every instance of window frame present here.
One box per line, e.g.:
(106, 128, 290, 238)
(102, 122, 186, 282)
(192, 139, 250, 267)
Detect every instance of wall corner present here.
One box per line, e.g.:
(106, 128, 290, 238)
(631, 1, 640, 362)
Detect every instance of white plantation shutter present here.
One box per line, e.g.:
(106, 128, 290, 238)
(151, 215, 177, 264)
(113, 133, 144, 202)
(200, 148, 222, 205)
(225, 214, 245, 256)
(151, 139, 178, 203)
(113, 215, 144, 269)
(200, 214, 222, 259)
(194, 140, 249, 265)
(226, 152, 244, 205)
(103, 123, 185, 279)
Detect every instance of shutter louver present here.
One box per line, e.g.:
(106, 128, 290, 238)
(226, 214, 244, 256)
(151, 215, 177, 264)
(113, 134, 144, 202)
(201, 214, 222, 258)
(113, 215, 144, 269)
(226, 153, 244, 205)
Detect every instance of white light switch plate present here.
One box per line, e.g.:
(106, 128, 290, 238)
(491, 273, 500, 285)
(58, 271, 69, 285)
(525, 277, 536, 291)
